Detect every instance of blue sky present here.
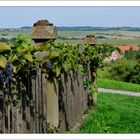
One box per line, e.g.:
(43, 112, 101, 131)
(0, 7, 140, 28)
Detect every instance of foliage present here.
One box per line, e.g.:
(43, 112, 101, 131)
(89, 86, 98, 94)
(99, 58, 138, 83)
(97, 78, 140, 92)
(124, 50, 140, 60)
(79, 43, 113, 68)
(0, 34, 113, 103)
(39, 42, 113, 78)
(83, 79, 91, 88)
(46, 123, 58, 133)
(124, 51, 140, 84)
(88, 85, 98, 106)
(0, 34, 37, 103)
(80, 92, 140, 133)
(109, 58, 137, 82)
(128, 64, 140, 84)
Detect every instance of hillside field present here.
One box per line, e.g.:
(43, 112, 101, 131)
(1, 28, 140, 46)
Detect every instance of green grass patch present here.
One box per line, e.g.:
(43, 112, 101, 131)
(97, 78, 140, 92)
(80, 92, 140, 133)
(98, 38, 140, 46)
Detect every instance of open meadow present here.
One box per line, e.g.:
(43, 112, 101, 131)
(1, 27, 140, 46)
(80, 92, 140, 133)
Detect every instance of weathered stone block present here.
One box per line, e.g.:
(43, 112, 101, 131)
(84, 34, 96, 45)
(31, 26, 57, 39)
(30, 20, 57, 43)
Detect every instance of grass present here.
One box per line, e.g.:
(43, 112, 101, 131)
(56, 38, 140, 46)
(98, 38, 140, 46)
(58, 30, 140, 38)
(2, 29, 140, 46)
(97, 78, 140, 92)
(0, 30, 31, 37)
(58, 30, 96, 37)
(80, 92, 140, 133)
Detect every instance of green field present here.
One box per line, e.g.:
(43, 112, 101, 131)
(56, 38, 140, 46)
(80, 92, 140, 133)
(99, 38, 140, 46)
(58, 30, 140, 38)
(57, 30, 140, 46)
(97, 78, 140, 92)
(1, 28, 140, 46)
(58, 30, 95, 37)
(0, 30, 31, 37)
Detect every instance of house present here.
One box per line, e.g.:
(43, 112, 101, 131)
(110, 44, 139, 61)
(110, 50, 121, 61)
(115, 44, 139, 53)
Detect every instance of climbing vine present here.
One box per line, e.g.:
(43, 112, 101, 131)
(0, 34, 113, 103)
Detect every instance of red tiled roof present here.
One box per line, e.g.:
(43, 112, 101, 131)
(114, 45, 139, 53)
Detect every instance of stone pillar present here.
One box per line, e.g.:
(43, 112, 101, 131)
(84, 34, 97, 106)
(31, 19, 57, 43)
(83, 34, 96, 46)
(31, 20, 59, 129)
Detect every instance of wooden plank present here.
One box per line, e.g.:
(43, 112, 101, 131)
(63, 72, 67, 131)
(35, 70, 39, 133)
(5, 101, 8, 133)
(66, 71, 73, 129)
(39, 69, 43, 132)
(16, 105, 20, 133)
(76, 71, 81, 119)
(38, 68, 42, 132)
(13, 106, 17, 133)
(72, 71, 76, 125)
(10, 104, 14, 133)
(31, 78, 36, 133)
(58, 73, 66, 132)
(42, 72, 47, 133)
(7, 105, 10, 133)
(26, 76, 31, 133)
(0, 92, 4, 133)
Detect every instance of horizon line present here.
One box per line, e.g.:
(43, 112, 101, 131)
(1, 26, 140, 29)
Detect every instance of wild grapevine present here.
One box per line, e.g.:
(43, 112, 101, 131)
(0, 34, 113, 103)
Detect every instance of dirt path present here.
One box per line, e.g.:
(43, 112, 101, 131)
(98, 88, 140, 97)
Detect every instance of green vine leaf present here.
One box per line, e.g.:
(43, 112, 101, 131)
(83, 79, 91, 87)
(89, 86, 98, 95)
(0, 55, 7, 69)
(0, 33, 113, 105)
(49, 51, 59, 59)
(0, 43, 10, 53)
(23, 52, 33, 62)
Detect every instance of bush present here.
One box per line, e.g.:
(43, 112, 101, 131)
(128, 60, 140, 84)
(108, 58, 137, 82)
(124, 50, 140, 60)
(124, 50, 140, 84)
(98, 57, 140, 84)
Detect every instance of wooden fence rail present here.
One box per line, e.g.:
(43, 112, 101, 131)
(0, 66, 92, 133)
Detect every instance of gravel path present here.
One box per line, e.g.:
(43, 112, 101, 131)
(98, 88, 140, 97)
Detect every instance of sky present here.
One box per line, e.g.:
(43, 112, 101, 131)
(0, 7, 140, 28)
